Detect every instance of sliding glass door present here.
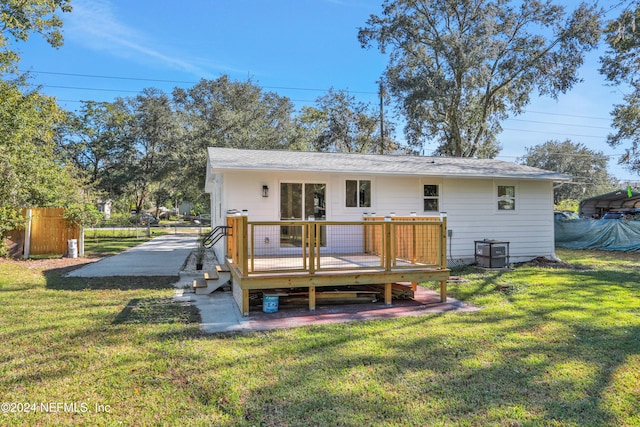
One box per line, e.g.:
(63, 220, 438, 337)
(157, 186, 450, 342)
(280, 183, 326, 247)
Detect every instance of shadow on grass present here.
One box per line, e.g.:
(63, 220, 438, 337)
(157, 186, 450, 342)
(182, 253, 640, 426)
(227, 313, 640, 426)
(113, 297, 201, 325)
(42, 264, 178, 291)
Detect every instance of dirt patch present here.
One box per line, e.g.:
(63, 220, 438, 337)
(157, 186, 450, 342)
(181, 248, 218, 273)
(0, 256, 100, 272)
(520, 256, 575, 269)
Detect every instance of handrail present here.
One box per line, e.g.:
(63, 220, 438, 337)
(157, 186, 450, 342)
(226, 217, 447, 275)
(202, 225, 232, 249)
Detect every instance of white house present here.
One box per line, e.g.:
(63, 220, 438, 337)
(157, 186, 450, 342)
(205, 147, 570, 266)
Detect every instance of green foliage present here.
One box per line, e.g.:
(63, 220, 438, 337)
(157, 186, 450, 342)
(555, 199, 580, 213)
(172, 76, 301, 200)
(63, 203, 104, 228)
(0, 206, 25, 257)
(359, 0, 601, 157)
(600, 4, 640, 174)
(58, 100, 136, 196)
(0, 80, 86, 207)
(195, 236, 206, 264)
(299, 88, 396, 154)
(519, 139, 618, 203)
(0, 0, 72, 73)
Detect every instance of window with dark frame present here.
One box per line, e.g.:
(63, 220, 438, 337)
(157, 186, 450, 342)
(423, 184, 439, 212)
(346, 179, 371, 208)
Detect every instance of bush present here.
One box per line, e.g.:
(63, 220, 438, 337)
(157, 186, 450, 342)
(0, 206, 26, 257)
(64, 203, 103, 228)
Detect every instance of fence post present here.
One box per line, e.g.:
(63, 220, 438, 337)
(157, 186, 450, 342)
(240, 215, 248, 276)
(440, 216, 447, 269)
(79, 228, 85, 257)
(23, 209, 32, 259)
(308, 222, 315, 274)
(384, 221, 392, 271)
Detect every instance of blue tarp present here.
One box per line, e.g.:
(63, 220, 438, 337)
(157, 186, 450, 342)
(555, 219, 640, 252)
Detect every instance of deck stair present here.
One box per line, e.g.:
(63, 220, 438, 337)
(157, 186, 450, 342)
(194, 264, 231, 295)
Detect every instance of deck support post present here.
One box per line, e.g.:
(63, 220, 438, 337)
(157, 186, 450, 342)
(384, 283, 392, 306)
(242, 289, 249, 317)
(439, 280, 447, 303)
(309, 285, 316, 311)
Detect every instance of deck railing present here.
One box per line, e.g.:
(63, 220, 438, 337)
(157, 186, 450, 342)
(226, 215, 447, 276)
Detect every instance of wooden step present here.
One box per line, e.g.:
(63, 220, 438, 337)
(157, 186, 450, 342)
(216, 264, 230, 273)
(193, 278, 207, 289)
(203, 270, 219, 281)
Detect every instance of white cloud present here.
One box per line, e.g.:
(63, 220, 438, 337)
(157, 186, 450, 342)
(65, 0, 216, 77)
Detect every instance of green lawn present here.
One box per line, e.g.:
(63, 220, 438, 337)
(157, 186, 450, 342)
(0, 247, 638, 426)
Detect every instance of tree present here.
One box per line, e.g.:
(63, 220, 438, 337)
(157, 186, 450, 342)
(126, 87, 182, 213)
(172, 76, 300, 199)
(518, 139, 617, 203)
(298, 88, 397, 154)
(59, 100, 136, 198)
(0, 80, 84, 207)
(0, 80, 87, 255)
(599, 2, 640, 174)
(1, 0, 72, 72)
(358, 0, 601, 157)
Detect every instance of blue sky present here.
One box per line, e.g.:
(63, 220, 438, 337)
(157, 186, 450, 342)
(16, 0, 637, 183)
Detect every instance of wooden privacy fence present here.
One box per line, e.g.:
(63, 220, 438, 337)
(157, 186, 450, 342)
(364, 215, 443, 266)
(22, 208, 80, 256)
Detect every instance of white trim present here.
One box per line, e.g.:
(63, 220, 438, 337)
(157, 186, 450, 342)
(495, 181, 518, 213)
(421, 182, 441, 213)
(278, 179, 329, 220)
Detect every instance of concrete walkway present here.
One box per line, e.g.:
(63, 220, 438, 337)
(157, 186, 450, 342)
(67, 234, 198, 277)
(176, 291, 252, 333)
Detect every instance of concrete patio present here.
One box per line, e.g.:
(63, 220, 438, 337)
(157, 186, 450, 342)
(177, 285, 479, 334)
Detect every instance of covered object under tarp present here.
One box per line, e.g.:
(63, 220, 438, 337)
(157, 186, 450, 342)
(555, 219, 640, 251)
(579, 189, 640, 218)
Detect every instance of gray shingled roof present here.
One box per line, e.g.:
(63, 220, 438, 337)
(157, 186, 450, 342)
(208, 147, 571, 181)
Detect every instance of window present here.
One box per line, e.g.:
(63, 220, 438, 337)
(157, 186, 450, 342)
(423, 184, 439, 211)
(497, 185, 516, 211)
(346, 179, 371, 207)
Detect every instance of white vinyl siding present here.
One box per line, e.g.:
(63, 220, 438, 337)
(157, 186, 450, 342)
(209, 169, 556, 263)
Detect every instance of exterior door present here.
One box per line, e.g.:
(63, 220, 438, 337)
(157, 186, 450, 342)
(280, 183, 326, 246)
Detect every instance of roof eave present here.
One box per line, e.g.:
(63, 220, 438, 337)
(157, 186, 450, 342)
(210, 166, 571, 181)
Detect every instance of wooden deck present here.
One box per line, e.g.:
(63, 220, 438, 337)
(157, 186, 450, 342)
(225, 215, 450, 316)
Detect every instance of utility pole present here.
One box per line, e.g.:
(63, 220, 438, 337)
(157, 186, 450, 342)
(379, 82, 385, 154)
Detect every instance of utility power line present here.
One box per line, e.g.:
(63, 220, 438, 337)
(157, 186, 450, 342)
(22, 69, 378, 94)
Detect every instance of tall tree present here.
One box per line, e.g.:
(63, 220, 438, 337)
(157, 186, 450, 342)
(0, 80, 84, 207)
(600, 2, 640, 174)
(298, 88, 397, 154)
(358, 0, 601, 157)
(172, 76, 300, 197)
(60, 100, 135, 198)
(126, 88, 182, 213)
(518, 139, 616, 203)
(0, 0, 72, 72)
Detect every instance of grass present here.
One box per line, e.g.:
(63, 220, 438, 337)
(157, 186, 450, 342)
(0, 247, 639, 426)
(83, 235, 159, 257)
(84, 228, 206, 256)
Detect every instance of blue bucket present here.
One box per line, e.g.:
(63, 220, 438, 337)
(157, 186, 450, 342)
(263, 295, 279, 313)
